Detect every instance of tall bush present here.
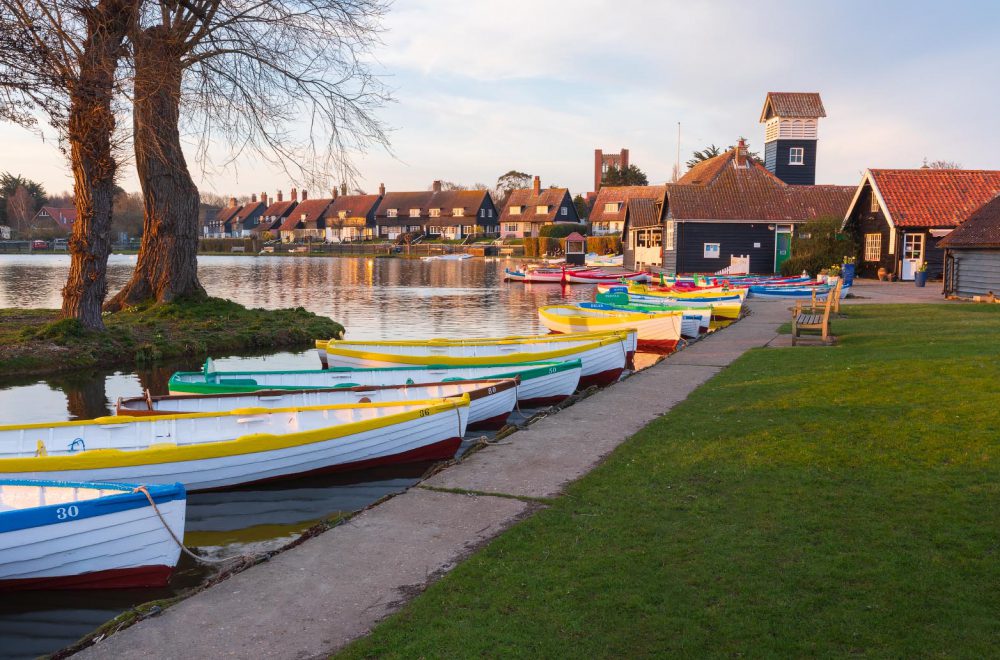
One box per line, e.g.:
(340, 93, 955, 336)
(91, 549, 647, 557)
(780, 216, 856, 276)
(539, 223, 587, 238)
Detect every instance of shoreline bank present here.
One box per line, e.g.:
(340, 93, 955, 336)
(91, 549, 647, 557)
(0, 298, 344, 380)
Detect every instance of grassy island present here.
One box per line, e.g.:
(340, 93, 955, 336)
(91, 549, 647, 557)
(0, 298, 344, 378)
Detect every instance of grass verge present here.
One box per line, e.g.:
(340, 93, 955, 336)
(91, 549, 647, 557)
(0, 298, 343, 378)
(339, 304, 1000, 657)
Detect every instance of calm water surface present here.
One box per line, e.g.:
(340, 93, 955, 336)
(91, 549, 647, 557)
(0, 254, 595, 658)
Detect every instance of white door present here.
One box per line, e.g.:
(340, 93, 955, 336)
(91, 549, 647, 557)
(901, 233, 924, 280)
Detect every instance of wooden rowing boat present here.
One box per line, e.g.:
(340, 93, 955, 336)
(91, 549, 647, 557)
(121, 378, 520, 432)
(0, 397, 471, 491)
(0, 480, 185, 590)
(562, 270, 650, 284)
(538, 305, 682, 351)
(322, 333, 629, 389)
(171, 360, 582, 409)
(580, 300, 708, 337)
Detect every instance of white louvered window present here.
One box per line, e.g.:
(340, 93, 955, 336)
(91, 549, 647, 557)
(864, 233, 881, 261)
(789, 148, 804, 165)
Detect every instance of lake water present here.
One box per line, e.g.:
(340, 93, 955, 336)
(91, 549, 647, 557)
(0, 254, 597, 658)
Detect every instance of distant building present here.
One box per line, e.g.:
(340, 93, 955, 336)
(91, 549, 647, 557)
(372, 181, 499, 240)
(759, 92, 826, 185)
(588, 185, 665, 236)
(255, 189, 298, 236)
(231, 193, 267, 236)
(210, 198, 241, 237)
(593, 148, 629, 193)
(278, 191, 332, 242)
(841, 169, 1000, 280)
(498, 176, 578, 238)
(324, 190, 381, 242)
(30, 206, 76, 235)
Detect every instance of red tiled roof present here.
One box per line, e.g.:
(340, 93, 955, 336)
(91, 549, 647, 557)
(625, 198, 662, 228)
(499, 188, 573, 224)
(324, 194, 381, 225)
(261, 200, 297, 220)
(372, 190, 494, 226)
(35, 206, 76, 231)
(937, 195, 1000, 248)
(868, 169, 1000, 228)
(215, 204, 240, 224)
(589, 186, 666, 224)
(666, 147, 853, 222)
(759, 92, 826, 121)
(279, 198, 333, 231)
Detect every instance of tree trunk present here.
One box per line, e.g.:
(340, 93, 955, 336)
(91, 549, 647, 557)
(105, 25, 205, 311)
(61, 0, 135, 329)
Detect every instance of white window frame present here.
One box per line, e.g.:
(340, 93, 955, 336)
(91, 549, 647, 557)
(703, 242, 720, 259)
(604, 202, 621, 213)
(453, 207, 464, 217)
(536, 205, 549, 214)
(561, 207, 568, 216)
(509, 206, 522, 216)
(386, 208, 397, 218)
(429, 208, 441, 218)
(665, 220, 675, 250)
(864, 233, 882, 262)
(870, 193, 879, 213)
(409, 208, 421, 218)
(488, 209, 493, 218)
(789, 147, 805, 166)
(505, 223, 519, 233)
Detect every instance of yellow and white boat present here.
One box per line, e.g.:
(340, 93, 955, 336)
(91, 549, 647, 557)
(322, 333, 630, 389)
(538, 306, 683, 352)
(0, 397, 470, 492)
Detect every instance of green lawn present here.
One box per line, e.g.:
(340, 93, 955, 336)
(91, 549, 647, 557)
(340, 304, 1000, 658)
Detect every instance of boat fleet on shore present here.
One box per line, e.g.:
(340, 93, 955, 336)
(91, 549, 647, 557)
(0, 265, 846, 592)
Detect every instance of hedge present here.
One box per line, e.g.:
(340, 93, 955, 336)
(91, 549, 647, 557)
(538, 223, 587, 238)
(522, 235, 623, 258)
(199, 238, 257, 253)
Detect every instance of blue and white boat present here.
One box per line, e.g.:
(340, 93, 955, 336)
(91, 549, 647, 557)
(0, 480, 186, 590)
(748, 284, 851, 300)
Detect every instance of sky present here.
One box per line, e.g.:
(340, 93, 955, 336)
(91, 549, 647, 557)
(2, 0, 999, 199)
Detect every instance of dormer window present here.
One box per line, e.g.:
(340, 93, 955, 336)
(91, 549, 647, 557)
(338, 210, 347, 219)
(789, 147, 804, 165)
(604, 202, 623, 213)
(409, 208, 420, 218)
(429, 208, 441, 218)
(386, 208, 398, 218)
(536, 205, 549, 214)
(509, 206, 522, 215)
(453, 207, 465, 217)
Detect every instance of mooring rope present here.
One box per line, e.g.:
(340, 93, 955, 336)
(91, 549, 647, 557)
(133, 486, 245, 565)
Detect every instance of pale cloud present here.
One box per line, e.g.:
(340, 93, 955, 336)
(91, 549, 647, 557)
(1, 0, 998, 198)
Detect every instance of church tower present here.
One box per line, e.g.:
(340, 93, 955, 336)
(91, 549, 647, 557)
(759, 92, 825, 185)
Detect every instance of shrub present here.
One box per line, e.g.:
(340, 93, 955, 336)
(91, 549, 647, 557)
(539, 223, 587, 238)
(199, 238, 256, 253)
(586, 236, 622, 255)
(781, 216, 857, 276)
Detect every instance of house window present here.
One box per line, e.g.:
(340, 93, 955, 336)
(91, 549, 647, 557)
(864, 233, 882, 261)
(536, 205, 549, 214)
(509, 206, 522, 215)
(409, 208, 420, 218)
(505, 223, 519, 233)
(869, 193, 879, 213)
(665, 220, 675, 250)
(604, 202, 622, 213)
(488, 209, 493, 217)
(386, 209, 397, 218)
(650, 229, 663, 247)
(789, 147, 804, 165)
(338, 211, 347, 219)
(560, 207, 568, 216)
(480, 209, 485, 217)
(453, 208, 464, 217)
(429, 208, 441, 218)
(703, 243, 720, 259)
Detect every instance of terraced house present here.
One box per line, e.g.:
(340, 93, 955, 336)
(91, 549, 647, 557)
(498, 176, 578, 238)
(254, 189, 299, 236)
(324, 189, 382, 242)
(373, 181, 499, 240)
(588, 185, 666, 235)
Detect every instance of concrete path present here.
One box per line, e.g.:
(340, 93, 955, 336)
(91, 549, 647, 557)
(76, 301, 790, 660)
(847, 278, 948, 304)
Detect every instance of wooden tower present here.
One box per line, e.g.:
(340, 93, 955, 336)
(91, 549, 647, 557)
(759, 92, 825, 185)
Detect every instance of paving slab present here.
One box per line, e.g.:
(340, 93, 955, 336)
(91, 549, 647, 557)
(76, 489, 530, 660)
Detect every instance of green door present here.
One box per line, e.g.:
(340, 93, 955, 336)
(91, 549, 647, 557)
(775, 232, 791, 273)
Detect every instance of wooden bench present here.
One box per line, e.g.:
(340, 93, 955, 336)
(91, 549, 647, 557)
(791, 279, 842, 345)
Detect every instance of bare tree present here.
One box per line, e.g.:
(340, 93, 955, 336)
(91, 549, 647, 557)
(6, 185, 36, 233)
(0, 0, 138, 329)
(106, 0, 391, 309)
(925, 159, 963, 170)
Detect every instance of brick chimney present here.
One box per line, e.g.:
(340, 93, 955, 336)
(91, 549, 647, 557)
(301, 190, 308, 201)
(277, 190, 284, 202)
(251, 193, 257, 203)
(229, 197, 237, 208)
(341, 182, 348, 196)
(261, 191, 268, 207)
(290, 187, 298, 202)
(432, 180, 442, 193)
(378, 182, 385, 196)
(331, 187, 338, 200)
(735, 138, 747, 168)
(532, 175, 541, 196)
